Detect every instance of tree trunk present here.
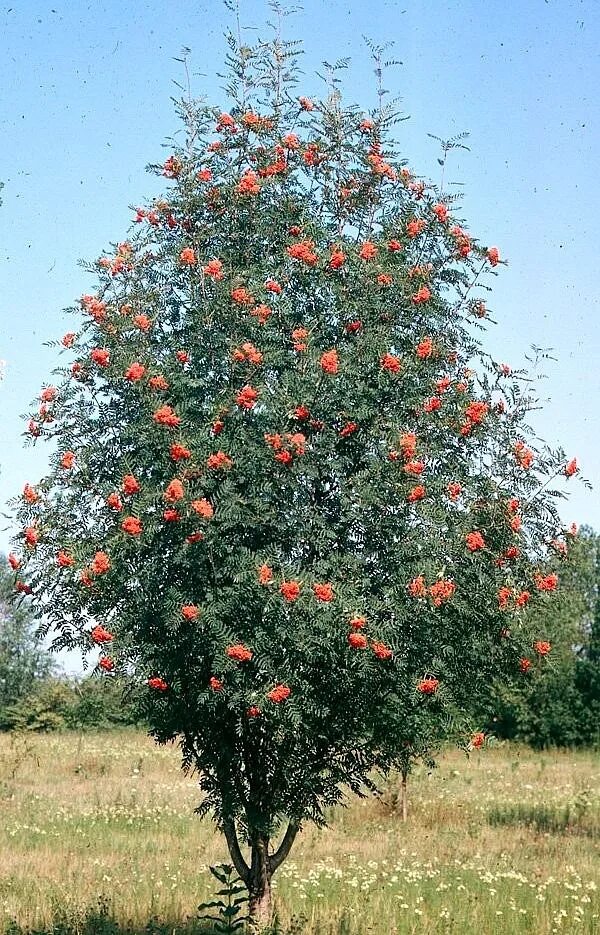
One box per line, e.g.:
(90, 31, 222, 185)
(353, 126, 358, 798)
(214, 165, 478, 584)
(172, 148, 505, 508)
(222, 819, 300, 929)
(248, 835, 272, 927)
(400, 769, 408, 823)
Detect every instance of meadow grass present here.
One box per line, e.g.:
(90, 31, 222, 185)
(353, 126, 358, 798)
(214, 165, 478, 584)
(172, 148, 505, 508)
(0, 730, 597, 934)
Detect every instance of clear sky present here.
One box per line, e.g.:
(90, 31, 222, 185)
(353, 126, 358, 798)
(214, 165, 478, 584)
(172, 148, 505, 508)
(1, 0, 599, 556)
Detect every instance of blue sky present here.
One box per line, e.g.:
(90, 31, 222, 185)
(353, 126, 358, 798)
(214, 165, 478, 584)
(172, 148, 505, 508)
(1, 0, 599, 557)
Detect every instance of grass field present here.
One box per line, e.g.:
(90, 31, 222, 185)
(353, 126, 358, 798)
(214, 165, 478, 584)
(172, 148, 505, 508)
(0, 730, 597, 934)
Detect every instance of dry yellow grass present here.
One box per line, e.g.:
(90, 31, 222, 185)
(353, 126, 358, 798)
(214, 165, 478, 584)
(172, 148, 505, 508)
(0, 730, 598, 934)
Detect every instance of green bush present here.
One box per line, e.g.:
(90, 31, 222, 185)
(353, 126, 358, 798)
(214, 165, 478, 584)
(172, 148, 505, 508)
(0, 676, 143, 732)
(0, 556, 54, 712)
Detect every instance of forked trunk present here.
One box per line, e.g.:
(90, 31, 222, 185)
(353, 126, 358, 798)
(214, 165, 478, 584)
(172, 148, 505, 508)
(248, 835, 272, 926)
(222, 818, 300, 929)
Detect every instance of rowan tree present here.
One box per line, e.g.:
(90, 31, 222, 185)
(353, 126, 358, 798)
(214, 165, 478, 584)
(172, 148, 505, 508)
(7, 25, 583, 924)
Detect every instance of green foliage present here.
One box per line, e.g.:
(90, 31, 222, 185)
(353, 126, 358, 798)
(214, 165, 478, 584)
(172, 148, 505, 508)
(489, 671, 589, 749)
(6, 18, 583, 904)
(0, 676, 142, 732)
(198, 865, 251, 933)
(487, 527, 600, 748)
(574, 526, 600, 743)
(0, 558, 54, 713)
(0, 679, 73, 732)
(64, 675, 144, 730)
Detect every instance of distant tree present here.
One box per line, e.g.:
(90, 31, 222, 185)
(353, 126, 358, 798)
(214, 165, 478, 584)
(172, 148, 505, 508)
(0, 557, 54, 715)
(0, 678, 73, 732)
(574, 528, 600, 745)
(65, 674, 143, 730)
(0, 673, 142, 732)
(488, 527, 600, 747)
(386, 711, 443, 823)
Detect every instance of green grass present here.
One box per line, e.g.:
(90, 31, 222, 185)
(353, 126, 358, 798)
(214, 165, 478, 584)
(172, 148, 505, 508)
(0, 730, 598, 933)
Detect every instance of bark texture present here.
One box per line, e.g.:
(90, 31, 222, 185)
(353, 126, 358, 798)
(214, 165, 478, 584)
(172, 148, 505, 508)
(401, 769, 408, 823)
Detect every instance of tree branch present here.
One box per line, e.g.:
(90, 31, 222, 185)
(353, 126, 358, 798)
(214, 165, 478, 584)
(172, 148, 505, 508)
(269, 820, 300, 874)
(222, 818, 250, 885)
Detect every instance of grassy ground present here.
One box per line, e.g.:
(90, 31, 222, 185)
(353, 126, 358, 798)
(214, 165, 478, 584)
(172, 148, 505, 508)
(0, 730, 597, 934)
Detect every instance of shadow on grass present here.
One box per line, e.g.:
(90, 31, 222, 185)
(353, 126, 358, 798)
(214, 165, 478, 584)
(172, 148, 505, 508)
(1, 901, 307, 935)
(3, 908, 214, 935)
